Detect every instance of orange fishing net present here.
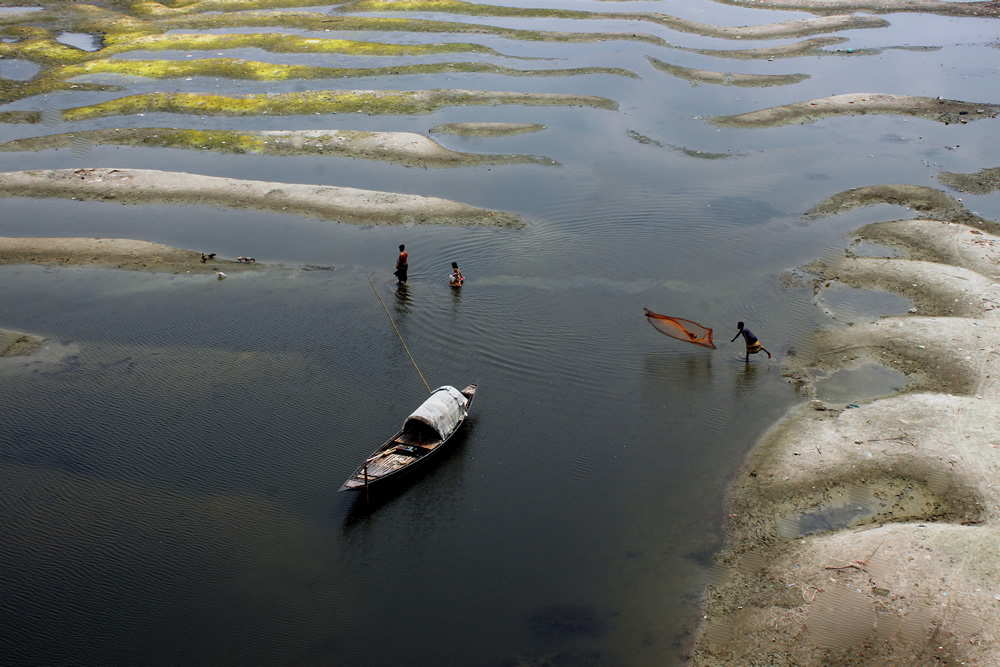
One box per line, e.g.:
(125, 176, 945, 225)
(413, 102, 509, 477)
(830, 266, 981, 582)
(644, 308, 716, 349)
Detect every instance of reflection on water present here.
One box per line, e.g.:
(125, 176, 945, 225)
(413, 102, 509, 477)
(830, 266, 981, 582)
(815, 363, 909, 405)
(1, 2, 997, 665)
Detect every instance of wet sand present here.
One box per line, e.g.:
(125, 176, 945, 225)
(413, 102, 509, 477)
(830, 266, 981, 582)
(0, 129, 556, 168)
(691, 188, 1000, 664)
(0, 327, 43, 357)
(0, 236, 259, 274)
(710, 93, 1000, 128)
(0, 168, 524, 228)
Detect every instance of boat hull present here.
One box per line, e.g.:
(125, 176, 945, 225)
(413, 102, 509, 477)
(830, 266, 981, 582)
(339, 384, 476, 492)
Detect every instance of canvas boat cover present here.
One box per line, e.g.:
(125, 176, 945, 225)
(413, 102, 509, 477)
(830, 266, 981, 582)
(403, 385, 468, 439)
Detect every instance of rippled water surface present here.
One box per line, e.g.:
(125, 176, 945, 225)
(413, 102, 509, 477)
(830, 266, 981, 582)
(1, 1, 998, 665)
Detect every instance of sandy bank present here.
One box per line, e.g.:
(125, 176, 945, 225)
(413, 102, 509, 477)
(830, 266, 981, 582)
(332, 2, 888, 39)
(0, 328, 43, 357)
(0, 168, 524, 228)
(939, 166, 1000, 195)
(647, 57, 808, 87)
(0, 236, 260, 274)
(710, 93, 1000, 128)
(712, 0, 999, 17)
(429, 122, 547, 136)
(693, 207, 1000, 663)
(0, 89, 616, 125)
(804, 184, 998, 232)
(0, 129, 556, 168)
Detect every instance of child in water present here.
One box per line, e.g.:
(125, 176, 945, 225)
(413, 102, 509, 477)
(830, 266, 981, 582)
(731, 321, 771, 361)
(449, 262, 465, 288)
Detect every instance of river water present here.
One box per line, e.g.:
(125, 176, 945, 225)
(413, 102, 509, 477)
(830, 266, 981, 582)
(1, 3, 998, 665)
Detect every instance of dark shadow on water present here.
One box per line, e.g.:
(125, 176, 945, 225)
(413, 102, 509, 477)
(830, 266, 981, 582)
(733, 358, 761, 394)
(527, 602, 612, 639)
(643, 350, 715, 383)
(393, 282, 411, 311)
(339, 418, 476, 531)
(706, 195, 786, 226)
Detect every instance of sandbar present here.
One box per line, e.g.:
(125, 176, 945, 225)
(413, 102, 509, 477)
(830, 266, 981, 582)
(710, 93, 1000, 128)
(0, 129, 557, 168)
(429, 122, 547, 137)
(0, 328, 43, 357)
(647, 57, 808, 87)
(0, 236, 259, 274)
(0, 168, 524, 228)
(692, 192, 1000, 663)
(711, 0, 999, 16)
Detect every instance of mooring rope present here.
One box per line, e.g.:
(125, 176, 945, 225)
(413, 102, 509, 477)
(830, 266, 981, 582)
(368, 274, 431, 394)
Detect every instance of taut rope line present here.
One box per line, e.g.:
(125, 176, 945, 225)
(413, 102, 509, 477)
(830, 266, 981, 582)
(368, 274, 431, 394)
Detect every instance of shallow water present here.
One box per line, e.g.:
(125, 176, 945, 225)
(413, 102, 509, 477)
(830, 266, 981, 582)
(1, 2, 997, 665)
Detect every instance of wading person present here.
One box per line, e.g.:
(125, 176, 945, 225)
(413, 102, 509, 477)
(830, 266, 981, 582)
(731, 321, 771, 361)
(394, 244, 408, 285)
(448, 261, 464, 288)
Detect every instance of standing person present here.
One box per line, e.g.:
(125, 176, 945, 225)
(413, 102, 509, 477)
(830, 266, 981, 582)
(394, 244, 408, 284)
(730, 321, 771, 361)
(448, 261, 464, 288)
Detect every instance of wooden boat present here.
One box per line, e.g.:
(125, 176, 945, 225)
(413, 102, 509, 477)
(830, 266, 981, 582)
(339, 383, 477, 492)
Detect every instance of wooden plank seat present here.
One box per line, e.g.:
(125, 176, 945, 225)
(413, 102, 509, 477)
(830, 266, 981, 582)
(395, 431, 429, 446)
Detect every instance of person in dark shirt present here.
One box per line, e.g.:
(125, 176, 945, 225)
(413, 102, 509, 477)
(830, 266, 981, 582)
(731, 321, 771, 361)
(394, 244, 408, 284)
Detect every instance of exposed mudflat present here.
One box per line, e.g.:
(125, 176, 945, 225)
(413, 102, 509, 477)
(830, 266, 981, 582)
(710, 93, 1000, 128)
(804, 184, 998, 232)
(939, 166, 1000, 195)
(0, 236, 261, 274)
(0, 168, 524, 228)
(0, 128, 556, 168)
(692, 197, 1000, 664)
(712, 0, 999, 16)
(429, 122, 547, 136)
(0, 328, 43, 357)
(647, 57, 809, 87)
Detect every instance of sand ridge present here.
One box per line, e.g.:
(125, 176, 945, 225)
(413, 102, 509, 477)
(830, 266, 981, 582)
(693, 206, 1000, 664)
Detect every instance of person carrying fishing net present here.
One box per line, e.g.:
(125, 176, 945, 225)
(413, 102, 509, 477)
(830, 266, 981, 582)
(731, 321, 771, 361)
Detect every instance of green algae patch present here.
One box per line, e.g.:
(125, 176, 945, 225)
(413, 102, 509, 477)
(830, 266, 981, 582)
(680, 38, 940, 60)
(710, 0, 1000, 18)
(671, 146, 735, 160)
(333, 1, 888, 39)
(0, 30, 508, 65)
(680, 36, 847, 60)
(0, 168, 526, 229)
(102, 31, 504, 58)
(58, 58, 637, 82)
(0, 329, 43, 357)
(0, 110, 43, 124)
(625, 129, 662, 146)
(0, 77, 120, 106)
(647, 57, 808, 87)
(57, 89, 617, 122)
(710, 93, 1000, 128)
(625, 130, 739, 158)
(127, 0, 342, 18)
(430, 122, 546, 136)
(334, 0, 595, 19)
(803, 184, 1000, 234)
(0, 128, 559, 168)
(158, 11, 668, 46)
(0, 26, 102, 65)
(939, 167, 1000, 195)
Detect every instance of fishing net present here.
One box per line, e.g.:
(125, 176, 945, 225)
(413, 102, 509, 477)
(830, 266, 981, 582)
(644, 308, 716, 349)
